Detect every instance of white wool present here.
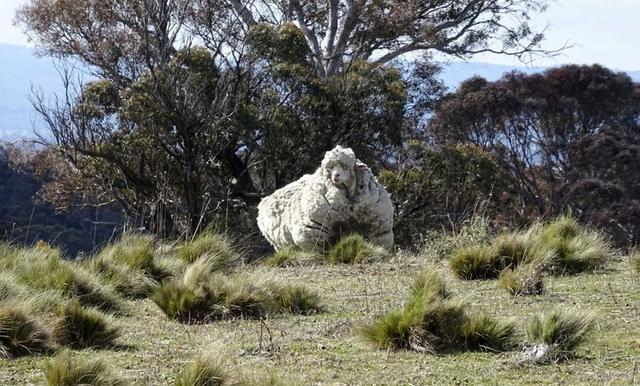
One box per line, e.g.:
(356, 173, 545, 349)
(257, 145, 394, 251)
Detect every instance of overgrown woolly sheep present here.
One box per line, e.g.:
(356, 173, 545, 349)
(257, 145, 394, 251)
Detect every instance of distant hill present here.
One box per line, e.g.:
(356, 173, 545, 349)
(0, 43, 639, 141)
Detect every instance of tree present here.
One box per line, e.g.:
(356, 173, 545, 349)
(429, 64, 640, 225)
(224, 0, 552, 77)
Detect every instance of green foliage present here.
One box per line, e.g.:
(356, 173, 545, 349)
(152, 281, 223, 324)
(498, 264, 545, 296)
(409, 270, 450, 302)
(380, 143, 518, 248)
(52, 302, 120, 349)
(526, 310, 595, 354)
(0, 304, 50, 359)
(270, 284, 323, 315)
(326, 234, 384, 264)
(8, 244, 122, 313)
(0, 273, 26, 303)
(632, 252, 640, 274)
(361, 271, 514, 354)
(177, 232, 236, 268)
(450, 217, 611, 281)
(539, 218, 612, 274)
(43, 350, 122, 386)
(154, 269, 322, 323)
(174, 353, 228, 386)
(422, 216, 492, 260)
(90, 258, 154, 299)
(448, 245, 499, 280)
(462, 313, 516, 352)
(263, 246, 312, 267)
(93, 234, 167, 280)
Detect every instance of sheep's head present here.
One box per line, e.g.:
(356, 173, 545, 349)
(321, 145, 357, 192)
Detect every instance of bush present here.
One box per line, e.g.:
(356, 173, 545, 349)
(523, 309, 595, 362)
(177, 232, 236, 267)
(174, 353, 228, 386)
(462, 313, 516, 352)
(0, 305, 50, 359)
(43, 350, 122, 386)
(52, 302, 120, 349)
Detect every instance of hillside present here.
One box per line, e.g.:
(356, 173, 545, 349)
(0, 225, 638, 385)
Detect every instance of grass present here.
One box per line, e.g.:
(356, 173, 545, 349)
(177, 232, 236, 267)
(361, 270, 514, 354)
(0, 304, 50, 359)
(270, 284, 323, 315)
(263, 246, 312, 267)
(1, 226, 638, 385)
(5, 244, 123, 313)
(449, 216, 612, 283)
(43, 350, 122, 386)
(498, 263, 545, 296)
(52, 302, 120, 349)
(326, 234, 389, 264)
(174, 352, 228, 386)
(527, 310, 594, 362)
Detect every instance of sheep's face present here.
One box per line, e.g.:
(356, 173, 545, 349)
(321, 146, 357, 191)
(330, 163, 352, 186)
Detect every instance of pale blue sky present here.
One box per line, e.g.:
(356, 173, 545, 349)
(1, 0, 639, 71)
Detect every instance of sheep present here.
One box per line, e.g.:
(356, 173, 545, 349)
(257, 145, 394, 251)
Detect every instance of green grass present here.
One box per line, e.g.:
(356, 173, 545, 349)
(177, 232, 236, 267)
(498, 263, 545, 296)
(0, 304, 50, 359)
(263, 246, 312, 267)
(1, 229, 639, 385)
(174, 352, 228, 386)
(52, 302, 120, 349)
(449, 217, 612, 281)
(526, 309, 595, 355)
(270, 284, 323, 315)
(326, 234, 388, 264)
(361, 270, 514, 354)
(462, 313, 516, 352)
(43, 350, 122, 386)
(5, 244, 122, 313)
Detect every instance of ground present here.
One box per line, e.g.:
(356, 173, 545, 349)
(1, 252, 639, 385)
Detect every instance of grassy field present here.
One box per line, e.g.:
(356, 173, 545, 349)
(1, 231, 639, 385)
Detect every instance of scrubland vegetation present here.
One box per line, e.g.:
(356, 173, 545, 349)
(1, 217, 638, 385)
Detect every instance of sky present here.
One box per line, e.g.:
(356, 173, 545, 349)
(0, 0, 639, 71)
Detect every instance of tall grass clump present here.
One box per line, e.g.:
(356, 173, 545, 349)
(524, 309, 595, 362)
(462, 313, 516, 352)
(263, 246, 317, 267)
(43, 350, 122, 386)
(361, 270, 514, 354)
(539, 218, 612, 274)
(450, 216, 612, 286)
(0, 273, 27, 303)
(9, 245, 122, 313)
(174, 352, 229, 386)
(0, 304, 50, 359)
(326, 234, 388, 264)
(422, 216, 492, 259)
(52, 302, 120, 349)
(632, 252, 640, 274)
(498, 264, 545, 296)
(270, 284, 323, 315)
(153, 268, 322, 323)
(177, 231, 237, 268)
